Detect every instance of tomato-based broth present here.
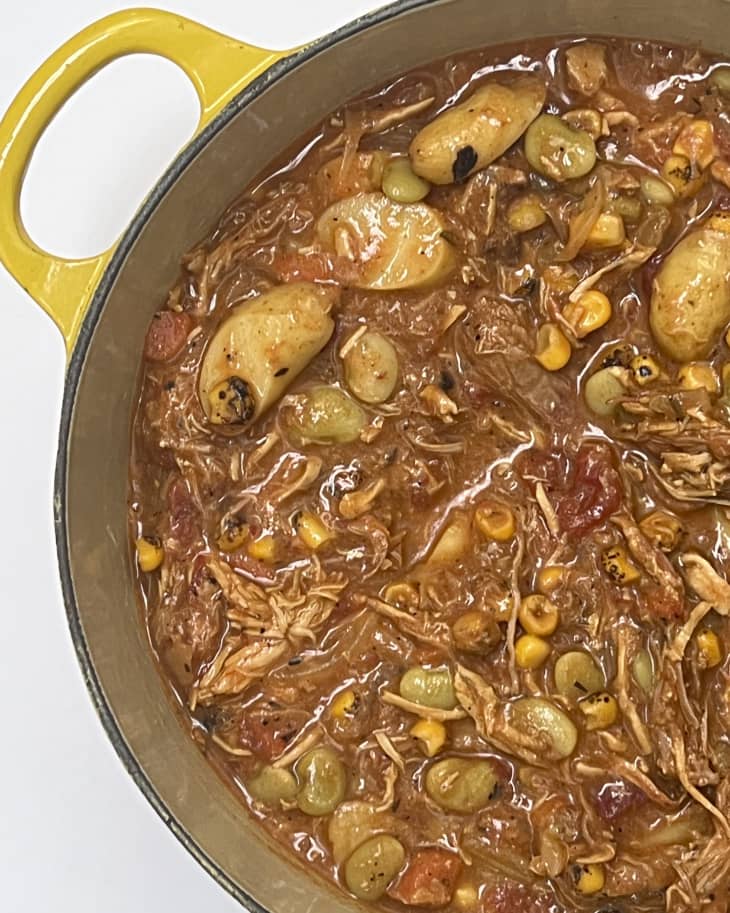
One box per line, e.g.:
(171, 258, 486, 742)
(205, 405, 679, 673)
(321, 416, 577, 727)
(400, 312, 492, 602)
(129, 36, 730, 913)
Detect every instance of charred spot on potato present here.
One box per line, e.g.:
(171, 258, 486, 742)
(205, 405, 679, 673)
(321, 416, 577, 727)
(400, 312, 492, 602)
(208, 376, 256, 425)
(453, 145, 478, 182)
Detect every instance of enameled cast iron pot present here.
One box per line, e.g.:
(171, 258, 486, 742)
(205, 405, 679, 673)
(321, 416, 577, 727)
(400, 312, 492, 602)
(2, 1, 729, 908)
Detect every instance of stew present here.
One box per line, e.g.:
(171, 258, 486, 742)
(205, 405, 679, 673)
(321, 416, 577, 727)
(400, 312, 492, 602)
(129, 36, 730, 913)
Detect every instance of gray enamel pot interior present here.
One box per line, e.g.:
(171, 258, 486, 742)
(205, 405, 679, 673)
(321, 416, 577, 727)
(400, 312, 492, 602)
(57, 0, 730, 909)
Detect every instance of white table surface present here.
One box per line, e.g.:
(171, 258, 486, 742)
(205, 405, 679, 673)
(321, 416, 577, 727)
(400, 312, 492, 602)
(0, 2, 378, 909)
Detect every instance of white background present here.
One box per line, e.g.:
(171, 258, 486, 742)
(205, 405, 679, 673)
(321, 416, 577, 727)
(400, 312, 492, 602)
(0, 2, 377, 910)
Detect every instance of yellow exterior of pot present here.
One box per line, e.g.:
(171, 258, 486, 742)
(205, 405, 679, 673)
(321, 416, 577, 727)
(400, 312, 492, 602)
(0, 7, 287, 355)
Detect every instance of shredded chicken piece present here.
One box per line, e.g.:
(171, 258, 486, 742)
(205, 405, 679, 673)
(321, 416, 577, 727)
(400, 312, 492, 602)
(338, 325, 368, 359)
(568, 244, 655, 301)
(506, 531, 526, 691)
(363, 596, 450, 648)
(373, 730, 406, 771)
(272, 727, 323, 769)
(381, 690, 468, 721)
(420, 384, 459, 423)
(672, 732, 730, 838)
(339, 477, 387, 519)
(272, 455, 323, 505)
(576, 844, 616, 865)
(374, 763, 399, 812)
(210, 734, 252, 757)
(668, 601, 715, 661)
(613, 624, 653, 755)
(325, 96, 435, 150)
(566, 42, 608, 95)
(682, 553, 730, 612)
(439, 304, 467, 334)
(535, 482, 560, 537)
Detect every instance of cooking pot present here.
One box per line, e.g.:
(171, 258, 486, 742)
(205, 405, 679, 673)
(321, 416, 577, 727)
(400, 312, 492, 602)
(0, 1, 727, 908)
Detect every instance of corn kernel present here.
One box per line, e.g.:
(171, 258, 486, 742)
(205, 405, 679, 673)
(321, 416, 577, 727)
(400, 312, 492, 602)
(294, 511, 333, 550)
(410, 719, 447, 757)
(697, 629, 723, 669)
(584, 212, 626, 250)
(384, 581, 420, 610)
(535, 323, 571, 372)
(673, 119, 716, 170)
(452, 610, 501, 652)
(602, 546, 641, 585)
(515, 634, 551, 670)
(453, 882, 479, 911)
(639, 510, 683, 552)
(331, 689, 358, 719)
(563, 290, 612, 339)
(537, 565, 566, 595)
(136, 536, 164, 572)
(631, 354, 661, 386)
(574, 863, 605, 895)
(563, 108, 605, 140)
(216, 518, 249, 552)
(678, 362, 719, 394)
(507, 194, 547, 233)
(248, 534, 276, 563)
(662, 154, 705, 198)
(519, 594, 560, 637)
(579, 691, 619, 730)
(475, 501, 516, 542)
(709, 212, 730, 234)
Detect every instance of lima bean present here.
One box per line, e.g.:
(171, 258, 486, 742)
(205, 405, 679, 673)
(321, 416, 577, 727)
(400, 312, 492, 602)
(295, 747, 347, 816)
(425, 757, 497, 812)
(344, 835, 405, 900)
(400, 666, 457, 710)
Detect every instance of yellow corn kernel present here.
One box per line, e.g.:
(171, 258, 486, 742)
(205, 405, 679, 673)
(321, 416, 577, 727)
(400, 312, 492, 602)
(678, 362, 719, 395)
(639, 510, 683, 552)
(574, 863, 605, 895)
(519, 594, 560, 637)
(474, 501, 516, 542)
(631, 354, 661, 386)
(537, 565, 566, 595)
(452, 610, 501, 652)
(410, 719, 447, 757)
(579, 691, 619, 731)
(136, 536, 164, 572)
(602, 546, 641, 585)
(216, 518, 249, 553)
(535, 323, 571, 372)
(673, 119, 716, 170)
(331, 689, 358, 719)
(709, 211, 730, 234)
(507, 194, 547, 233)
(294, 511, 333, 550)
(248, 534, 276, 563)
(697, 629, 723, 669)
(515, 634, 551, 670)
(662, 154, 705, 198)
(584, 212, 626, 250)
(452, 881, 479, 911)
(384, 581, 420, 611)
(563, 290, 612, 339)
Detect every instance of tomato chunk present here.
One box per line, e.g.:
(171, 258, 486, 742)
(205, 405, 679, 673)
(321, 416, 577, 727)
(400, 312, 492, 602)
(389, 848, 461, 908)
(144, 310, 192, 362)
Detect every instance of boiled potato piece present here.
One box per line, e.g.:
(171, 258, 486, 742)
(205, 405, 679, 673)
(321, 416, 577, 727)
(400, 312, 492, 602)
(317, 150, 389, 202)
(650, 228, 730, 361)
(343, 331, 399, 403)
(317, 192, 455, 290)
(199, 283, 337, 428)
(409, 76, 546, 185)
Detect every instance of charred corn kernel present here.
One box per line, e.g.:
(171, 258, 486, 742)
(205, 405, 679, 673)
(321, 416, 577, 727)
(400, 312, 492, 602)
(563, 290, 612, 338)
(331, 689, 358, 719)
(474, 501, 516, 542)
(515, 634, 551, 670)
(574, 863, 605, 895)
(662, 154, 705, 198)
(384, 581, 420, 610)
(519, 594, 560, 637)
(507, 194, 547, 233)
(294, 511, 333, 550)
(709, 212, 730, 234)
(562, 108, 604, 140)
(579, 691, 619, 730)
(537, 565, 566, 594)
(452, 610, 501, 652)
(217, 519, 249, 552)
(639, 510, 684, 552)
(631, 354, 661, 386)
(453, 882, 479, 911)
(602, 546, 640, 585)
(136, 536, 164, 572)
(697, 629, 723, 669)
(678, 361, 719, 394)
(673, 119, 716, 169)
(410, 719, 447, 757)
(584, 212, 626, 250)
(535, 323, 571, 372)
(248, 534, 276, 563)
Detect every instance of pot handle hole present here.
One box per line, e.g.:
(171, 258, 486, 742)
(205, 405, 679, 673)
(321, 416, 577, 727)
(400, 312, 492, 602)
(0, 8, 288, 356)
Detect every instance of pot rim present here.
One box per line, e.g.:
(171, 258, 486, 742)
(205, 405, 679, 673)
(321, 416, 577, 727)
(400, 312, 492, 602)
(53, 0, 435, 907)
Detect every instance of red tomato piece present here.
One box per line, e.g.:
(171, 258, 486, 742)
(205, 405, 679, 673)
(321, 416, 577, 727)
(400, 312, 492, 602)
(389, 848, 462, 908)
(144, 310, 192, 362)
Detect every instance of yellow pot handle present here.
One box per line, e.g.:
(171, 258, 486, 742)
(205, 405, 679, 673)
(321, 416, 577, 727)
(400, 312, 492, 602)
(0, 8, 288, 355)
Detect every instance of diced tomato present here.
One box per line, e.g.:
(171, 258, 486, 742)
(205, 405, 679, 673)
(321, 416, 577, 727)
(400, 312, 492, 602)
(389, 848, 462, 908)
(241, 711, 302, 761)
(272, 251, 335, 283)
(518, 444, 622, 538)
(591, 778, 647, 822)
(643, 584, 684, 621)
(144, 310, 192, 362)
(481, 881, 552, 913)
